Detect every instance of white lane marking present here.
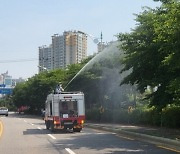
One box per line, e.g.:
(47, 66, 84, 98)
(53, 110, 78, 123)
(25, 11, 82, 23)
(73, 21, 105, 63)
(0, 117, 5, 119)
(31, 123, 34, 126)
(116, 135, 134, 140)
(65, 148, 76, 154)
(24, 120, 27, 122)
(57, 138, 71, 140)
(37, 127, 42, 130)
(48, 134, 56, 140)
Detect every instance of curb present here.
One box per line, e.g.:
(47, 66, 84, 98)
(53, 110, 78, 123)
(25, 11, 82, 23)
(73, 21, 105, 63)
(85, 124, 180, 151)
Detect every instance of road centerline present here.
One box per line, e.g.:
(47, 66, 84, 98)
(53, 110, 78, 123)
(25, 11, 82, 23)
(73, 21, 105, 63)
(65, 148, 76, 154)
(37, 127, 42, 130)
(47, 134, 56, 140)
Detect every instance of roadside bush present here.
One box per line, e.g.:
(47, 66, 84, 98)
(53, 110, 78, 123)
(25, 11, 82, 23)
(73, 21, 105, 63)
(86, 108, 101, 122)
(86, 105, 180, 128)
(128, 107, 161, 126)
(111, 109, 129, 123)
(149, 108, 161, 126)
(101, 109, 113, 122)
(161, 106, 180, 128)
(128, 109, 141, 124)
(86, 108, 129, 123)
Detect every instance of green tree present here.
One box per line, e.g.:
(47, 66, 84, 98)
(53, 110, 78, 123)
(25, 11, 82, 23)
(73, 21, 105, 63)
(13, 82, 29, 108)
(12, 69, 67, 114)
(118, 0, 180, 109)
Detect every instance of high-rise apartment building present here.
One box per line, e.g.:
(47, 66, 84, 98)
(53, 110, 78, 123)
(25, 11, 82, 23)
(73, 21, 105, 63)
(38, 45, 52, 72)
(64, 31, 87, 66)
(39, 30, 87, 72)
(51, 34, 65, 69)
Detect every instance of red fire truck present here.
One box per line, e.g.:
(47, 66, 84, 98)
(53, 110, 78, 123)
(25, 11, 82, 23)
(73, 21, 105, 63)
(44, 91, 85, 132)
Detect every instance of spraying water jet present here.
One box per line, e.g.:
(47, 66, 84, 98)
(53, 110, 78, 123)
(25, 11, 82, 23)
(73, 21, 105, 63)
(64, 41, 122, 90)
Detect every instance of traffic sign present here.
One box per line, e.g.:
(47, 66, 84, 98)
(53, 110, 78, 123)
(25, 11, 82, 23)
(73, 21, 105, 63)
(0, 84, 6, 87)
(0, 88, 13, 94)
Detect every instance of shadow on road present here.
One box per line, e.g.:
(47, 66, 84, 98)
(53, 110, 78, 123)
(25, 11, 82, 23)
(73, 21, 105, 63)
(23, 128, 75, 135)
(45, 130, 174, 154)
(23, 129, 49, 135)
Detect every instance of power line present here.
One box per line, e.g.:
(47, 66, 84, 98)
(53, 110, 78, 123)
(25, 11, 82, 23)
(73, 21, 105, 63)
(0, 58, 38, 63)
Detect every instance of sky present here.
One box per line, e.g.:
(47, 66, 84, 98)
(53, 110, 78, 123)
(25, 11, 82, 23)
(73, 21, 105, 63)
(0, 0, 161, 79)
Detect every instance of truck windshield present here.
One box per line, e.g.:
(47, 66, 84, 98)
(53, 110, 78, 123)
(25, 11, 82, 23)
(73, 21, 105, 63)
(59, 101, 78, 117)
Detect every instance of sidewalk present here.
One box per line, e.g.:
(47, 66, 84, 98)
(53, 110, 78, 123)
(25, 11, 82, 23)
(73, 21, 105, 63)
(85, 122, 180, 151)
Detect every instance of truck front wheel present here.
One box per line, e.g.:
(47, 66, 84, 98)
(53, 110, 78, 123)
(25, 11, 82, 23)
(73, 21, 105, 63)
(50, 121, 55, 132)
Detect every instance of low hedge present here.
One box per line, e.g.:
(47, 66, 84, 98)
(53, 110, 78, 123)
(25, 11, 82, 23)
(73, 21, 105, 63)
(86, 105, 180, 128)
(161, 106, 180, 127)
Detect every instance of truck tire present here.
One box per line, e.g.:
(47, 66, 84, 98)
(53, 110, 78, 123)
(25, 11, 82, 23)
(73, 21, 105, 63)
(45, 120, 50, 129)
(50, 121, 55, 132)
(73, 128, 82, 132)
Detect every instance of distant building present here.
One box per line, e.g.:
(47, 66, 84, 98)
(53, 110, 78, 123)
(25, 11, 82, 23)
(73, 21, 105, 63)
(0, 72, 25, 88)
(97, 41, 114, 53)
(0, 72, 12, 88)
(13, 78, 25, 86)
(0, 75, 3, 85)
(64, 30, 87, 66)
(11, 78, 25, 88)
(51, 34, 65, 69)
(0, 72, 25, 96)
(38, 45, 52, 72)
(39, 30, 87, 72)
(4, 76, 12, 88)
(97, 42, 108, 53)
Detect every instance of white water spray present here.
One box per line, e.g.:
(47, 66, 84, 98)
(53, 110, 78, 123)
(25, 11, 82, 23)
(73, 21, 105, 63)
(64, 41, 122, 90)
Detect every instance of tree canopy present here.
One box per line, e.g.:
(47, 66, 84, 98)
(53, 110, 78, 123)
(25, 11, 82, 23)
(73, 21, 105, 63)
(118, 0, 180, 109)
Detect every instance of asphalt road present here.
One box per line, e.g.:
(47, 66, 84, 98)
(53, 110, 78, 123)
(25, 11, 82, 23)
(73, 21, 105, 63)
(0, 113, 178, 154)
